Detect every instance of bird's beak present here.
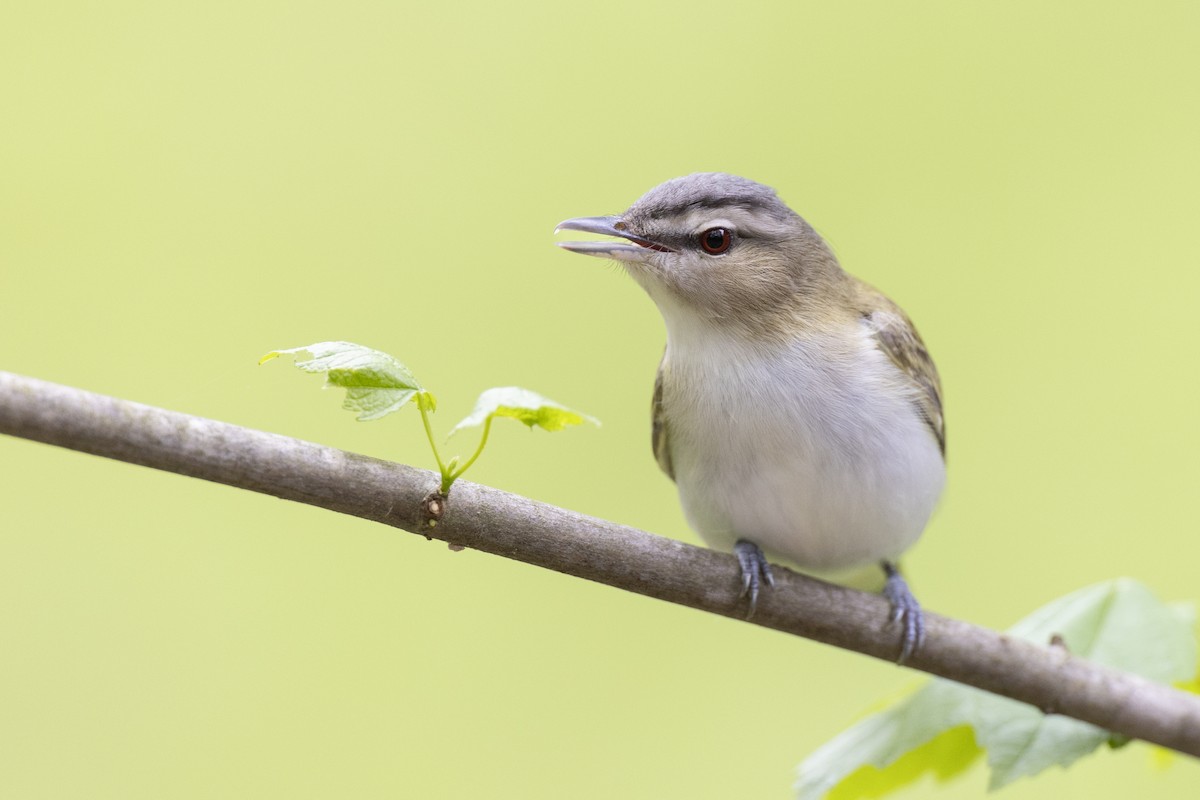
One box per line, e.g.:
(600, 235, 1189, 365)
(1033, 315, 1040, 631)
(554, 215, 675, 261)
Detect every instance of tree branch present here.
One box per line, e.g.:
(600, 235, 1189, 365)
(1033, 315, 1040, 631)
(2, 370, 1198, 757)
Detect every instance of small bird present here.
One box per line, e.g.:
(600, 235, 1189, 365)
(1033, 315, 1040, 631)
(555, 173, 945, 662)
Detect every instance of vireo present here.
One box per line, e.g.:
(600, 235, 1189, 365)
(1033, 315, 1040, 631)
(556, 173, 945, 662)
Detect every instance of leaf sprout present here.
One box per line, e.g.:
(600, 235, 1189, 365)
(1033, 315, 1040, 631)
(261, 341, 597, 494)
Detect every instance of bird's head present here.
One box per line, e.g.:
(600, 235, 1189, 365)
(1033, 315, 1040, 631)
(556, 173, 845, 340)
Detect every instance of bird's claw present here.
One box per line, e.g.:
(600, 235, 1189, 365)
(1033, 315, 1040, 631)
(735, 539, 775, 618)
(882, 561, 925, 664)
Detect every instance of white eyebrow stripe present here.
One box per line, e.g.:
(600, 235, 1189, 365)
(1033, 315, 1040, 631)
(678, 207, 793, 238)
(691, 217, 737, 234)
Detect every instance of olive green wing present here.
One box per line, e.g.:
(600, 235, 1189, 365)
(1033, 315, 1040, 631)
(865, 304, 946, 456)
(651, 353, 675, 480)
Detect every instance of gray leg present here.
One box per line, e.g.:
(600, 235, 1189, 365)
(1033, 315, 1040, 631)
(882, 560, 925, 664)
(734, 539, 776, 618)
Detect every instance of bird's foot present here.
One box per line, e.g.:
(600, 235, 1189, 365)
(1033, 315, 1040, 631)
(734, 539, 775, 618)
(882, 561, 924, 664)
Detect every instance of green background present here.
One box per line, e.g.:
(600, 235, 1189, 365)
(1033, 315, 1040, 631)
(3, 1, 1199, 797)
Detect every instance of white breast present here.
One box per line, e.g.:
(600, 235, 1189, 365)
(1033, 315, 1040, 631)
(659, 316, 945, 577)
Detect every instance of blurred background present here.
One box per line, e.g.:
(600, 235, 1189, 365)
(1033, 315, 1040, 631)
(3, 1, 1199, 797)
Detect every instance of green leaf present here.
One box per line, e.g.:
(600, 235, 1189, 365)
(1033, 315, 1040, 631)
(826, 726, 980, 800)
(448, 386, 598, 437)
(261, 341, 425, 421)
(795, 579, 1197, 799)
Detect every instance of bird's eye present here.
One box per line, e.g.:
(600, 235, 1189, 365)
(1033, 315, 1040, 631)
(699, 227, 732, 255)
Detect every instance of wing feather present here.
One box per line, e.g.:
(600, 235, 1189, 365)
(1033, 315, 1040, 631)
(651, 353, 675, 480)
(863, 301, 946, 456)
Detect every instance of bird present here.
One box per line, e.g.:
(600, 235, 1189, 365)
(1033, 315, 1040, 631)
(554, 173, 945, 662)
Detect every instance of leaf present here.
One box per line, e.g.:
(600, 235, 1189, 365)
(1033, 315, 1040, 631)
(795, 579, 1197, 799)
(826, 726, 980, 799)
(448, 386, 598, 437)
(261, 341, 427, 421)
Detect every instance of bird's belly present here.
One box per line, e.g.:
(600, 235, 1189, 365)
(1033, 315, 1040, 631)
(665, 345, 945, 574)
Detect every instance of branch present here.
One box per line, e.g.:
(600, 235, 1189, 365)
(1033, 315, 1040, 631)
(2, 369, 1199, 757)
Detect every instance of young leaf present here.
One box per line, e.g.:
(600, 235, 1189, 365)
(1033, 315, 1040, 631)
(795, 579, 1197, 799)
(448, 387, 598, 437)
(261, 341, 425, 421)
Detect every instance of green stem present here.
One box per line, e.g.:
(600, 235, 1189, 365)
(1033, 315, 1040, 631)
(448, 416, 493, 483)
(417, 396, 449, 489)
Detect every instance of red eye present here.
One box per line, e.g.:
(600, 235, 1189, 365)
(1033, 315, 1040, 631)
(699, 227, 732, 254)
